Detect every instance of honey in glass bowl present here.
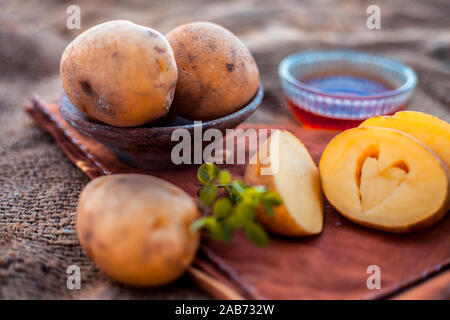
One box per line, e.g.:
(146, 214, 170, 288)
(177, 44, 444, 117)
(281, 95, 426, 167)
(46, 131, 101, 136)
(279, 51, 417, 130)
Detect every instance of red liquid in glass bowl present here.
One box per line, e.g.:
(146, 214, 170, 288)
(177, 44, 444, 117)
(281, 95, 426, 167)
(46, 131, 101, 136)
(287, 74, 404, 130)
(279, 51, 417, 130)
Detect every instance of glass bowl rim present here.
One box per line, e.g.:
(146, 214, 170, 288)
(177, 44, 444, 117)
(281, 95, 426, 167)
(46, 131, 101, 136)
(279, 50, 417, 100)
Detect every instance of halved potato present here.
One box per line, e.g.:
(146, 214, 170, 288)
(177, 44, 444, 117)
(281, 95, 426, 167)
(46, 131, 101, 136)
(360, 111, 450, 168)
(244, 130, 323, 236)
(320, 127, 450, 233)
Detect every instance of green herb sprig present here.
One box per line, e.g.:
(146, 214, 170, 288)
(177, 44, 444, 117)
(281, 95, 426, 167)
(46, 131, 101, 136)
(191, 163, 282, 247)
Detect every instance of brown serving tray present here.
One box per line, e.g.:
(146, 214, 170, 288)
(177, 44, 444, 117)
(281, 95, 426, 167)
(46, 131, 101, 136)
(27, 97, 450, 299)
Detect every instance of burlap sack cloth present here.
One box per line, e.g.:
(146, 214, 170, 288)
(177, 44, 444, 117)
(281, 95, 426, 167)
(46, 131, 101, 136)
(25, 98, 450, 299)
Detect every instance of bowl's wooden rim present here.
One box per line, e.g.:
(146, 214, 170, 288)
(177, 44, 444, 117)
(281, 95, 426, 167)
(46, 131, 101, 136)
(60, 83, 263, 134)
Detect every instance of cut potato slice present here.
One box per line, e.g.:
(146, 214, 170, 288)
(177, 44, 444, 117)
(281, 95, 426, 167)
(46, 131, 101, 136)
(320, 127, 450, 233)
(244, 130, 323, 236)
(360, 157, 407, 212)
(360, 111, 450, 168)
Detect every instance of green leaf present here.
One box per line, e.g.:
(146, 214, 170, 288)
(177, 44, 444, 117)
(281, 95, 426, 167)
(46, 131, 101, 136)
(218, 170, 231, 185)
(205, 163, 219, 179)
(241, 186, 266, 205)
(262, 191, 283, 206)
(238, 202, 256, 221)
(252, 186, 267, 193)
(203, 217, 221, 239)
(226, 202, 255, 228)
(204, 217, 232, 242)
(225, 211, 244, 229)
(209, 164, 220, 180)
(231, 180, 246, 196)
(190, 217, 207, 233)
(220, 223, 234, 242)
(262, 200, 274, 216)
(197, 163, 220, 184)
(213, 198, 232, 218)
(199, 184, 218, 206)
(195, 164, 283, 247)
(259, 191, 282, 217)
(245, 222, 269, 247)
(197, 165, 211, 184)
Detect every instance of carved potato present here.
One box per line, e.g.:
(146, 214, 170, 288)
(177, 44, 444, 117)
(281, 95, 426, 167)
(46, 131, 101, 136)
(61, 20, 178, 127)
(320, 127, 450, 233)
(360, 111, 450, 169)
(245, 130, 323, 236)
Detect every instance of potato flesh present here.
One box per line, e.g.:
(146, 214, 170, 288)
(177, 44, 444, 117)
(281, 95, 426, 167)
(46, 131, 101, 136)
(246, 130, 323, 235)
(272, 131, 323, 234)
(360, 111, 450, 169)
(320, 127, 449, 231)
(360, 157, 406, 212)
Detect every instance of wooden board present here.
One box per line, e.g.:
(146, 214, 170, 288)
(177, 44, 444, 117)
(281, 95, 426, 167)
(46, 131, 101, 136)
(26, 97, 450, 299)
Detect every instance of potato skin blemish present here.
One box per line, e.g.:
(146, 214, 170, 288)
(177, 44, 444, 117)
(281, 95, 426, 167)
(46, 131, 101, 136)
(80, 81, 94, 96)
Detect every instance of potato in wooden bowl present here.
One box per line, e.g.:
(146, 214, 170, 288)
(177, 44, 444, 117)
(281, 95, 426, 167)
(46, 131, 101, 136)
(166, 21, 260, 120)
(61, 20, 178, 127)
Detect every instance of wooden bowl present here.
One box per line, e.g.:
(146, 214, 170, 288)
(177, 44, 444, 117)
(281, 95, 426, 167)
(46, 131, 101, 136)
(60, 84, 263, 170)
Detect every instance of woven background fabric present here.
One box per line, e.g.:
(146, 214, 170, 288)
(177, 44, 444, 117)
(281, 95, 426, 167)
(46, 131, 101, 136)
(0, 0, 449, 299)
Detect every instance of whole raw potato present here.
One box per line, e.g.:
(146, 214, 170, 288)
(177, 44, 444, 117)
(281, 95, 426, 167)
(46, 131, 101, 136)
(76, 174, 200, 286)
(166, 22, 260, 120)
(61, 20, 178, 127)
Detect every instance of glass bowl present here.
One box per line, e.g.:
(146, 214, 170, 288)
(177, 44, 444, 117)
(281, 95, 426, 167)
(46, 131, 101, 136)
(279, 50, 417, 130)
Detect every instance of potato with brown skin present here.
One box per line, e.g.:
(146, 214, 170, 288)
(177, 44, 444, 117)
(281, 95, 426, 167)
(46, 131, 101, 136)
(61, 20, 178, 127)
(166, 22, 260, 120)
(76, 174, 200, 286)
